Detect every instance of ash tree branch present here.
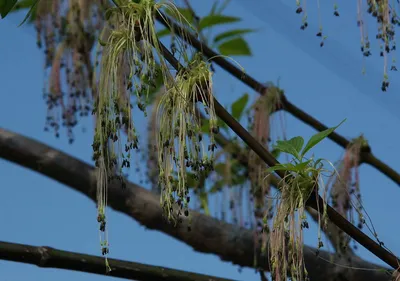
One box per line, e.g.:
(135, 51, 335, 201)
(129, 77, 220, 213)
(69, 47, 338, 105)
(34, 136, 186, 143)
(0, 240, 238, 281)
(155, 38, 400, 271)
(155, 11, 400, 187)
(0, 128, 391, 281)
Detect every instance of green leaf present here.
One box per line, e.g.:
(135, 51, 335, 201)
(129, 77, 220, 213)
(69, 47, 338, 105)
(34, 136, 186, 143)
(231, 93, 249, 119)
(11, 0, 34, 10)
(293, 159, 312, 171)
(156, 28, 171, 38)
(199, 14, 240, 31)
(166, 7, 194, 23)
(214, 28, 256, 43)
(287, 136, 304, 155)
(201, 117, 227, 134)
(217, 37, 251, 56)
(267, 161, 311, 174)
(0, 0, 17, 19)
(266, 163, 292, 173)
(17, 0, 38, 27)
(232, 174, 247, 185)
(209, 180, 224, 193)
(98, 38, 107, 46)
(271, 148, 281, 159)
(214, 163, 226, 176)
(273, 138, 301, 159)
(301, 119, 346, 158)
(201, 121, 210, 134)
(209, 1, 218, 15)
(186, 172, 197, 188)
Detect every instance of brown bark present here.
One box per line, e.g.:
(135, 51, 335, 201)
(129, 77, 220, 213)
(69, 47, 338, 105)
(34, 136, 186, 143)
(0, 240, 237, 281)
(0, 128, 392, 281)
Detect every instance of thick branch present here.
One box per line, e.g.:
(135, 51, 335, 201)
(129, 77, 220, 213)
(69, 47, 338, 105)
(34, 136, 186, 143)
(155, 12, 400, 187)
(0, 241, 237, 281)
(0, 128, 391, 281)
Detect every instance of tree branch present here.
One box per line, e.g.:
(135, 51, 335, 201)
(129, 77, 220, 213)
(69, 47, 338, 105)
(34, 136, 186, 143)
(0, 128, 391, 281)
(155, 11, 400, 187)
(155, 38, 400, 271)
(0, 240, 238, 281)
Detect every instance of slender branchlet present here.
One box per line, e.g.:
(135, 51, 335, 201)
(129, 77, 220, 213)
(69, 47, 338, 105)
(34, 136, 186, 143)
(156, 53, 218, 222)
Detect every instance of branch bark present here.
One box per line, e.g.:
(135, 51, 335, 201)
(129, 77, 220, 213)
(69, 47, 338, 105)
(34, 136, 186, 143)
(0, 128, 392, 281)
(155, 38, 400, 271)
(0, 240, 238, 281)
(155, 11, 400, 187)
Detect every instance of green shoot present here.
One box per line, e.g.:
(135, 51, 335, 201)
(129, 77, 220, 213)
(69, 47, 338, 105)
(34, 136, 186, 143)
(266, 119, 345, 281)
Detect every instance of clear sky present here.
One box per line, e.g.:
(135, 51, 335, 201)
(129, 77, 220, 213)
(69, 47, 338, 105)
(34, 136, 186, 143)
(0, 0, 399, 280)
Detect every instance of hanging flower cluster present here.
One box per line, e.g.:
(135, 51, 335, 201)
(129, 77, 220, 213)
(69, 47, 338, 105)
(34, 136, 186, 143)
(294, 0, 400, 90)
(92, 0, 216, 262)
(35, 0, 106, 142)
(329, 135, 367, 251)
(156, 53, 218, 221)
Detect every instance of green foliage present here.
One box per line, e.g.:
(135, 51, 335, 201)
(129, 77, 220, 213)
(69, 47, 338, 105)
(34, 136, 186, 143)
(272, 136, 304, 161)
(267, 121, 345, 281)
(268, 119, 346, 169)
(17, 0, 37, 26)
(0, 0, 37, 23)
(201, 92, 250, 135)
(301, 119, 346, 158)
(213, 28, 256, 43)
(218, 37, 251, 56)
(231, 93, 249, 119)
(198, 14, 240, 31)
(0, 0, 17, 19)
(164, 6, 194, 23)
(157, 1, 256, 57)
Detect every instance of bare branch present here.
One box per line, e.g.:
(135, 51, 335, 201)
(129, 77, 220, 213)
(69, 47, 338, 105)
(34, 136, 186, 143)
(0, 128, 392, 281)
(0, 240, 237, 281)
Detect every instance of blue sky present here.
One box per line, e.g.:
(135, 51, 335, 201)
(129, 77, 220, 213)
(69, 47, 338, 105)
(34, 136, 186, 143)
(0, 0, 399, 280)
